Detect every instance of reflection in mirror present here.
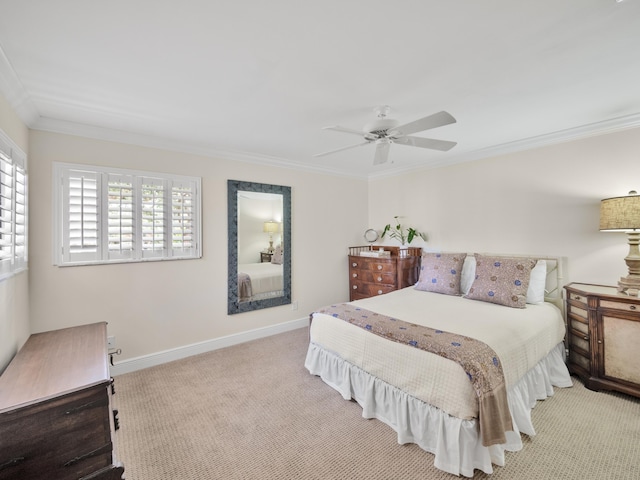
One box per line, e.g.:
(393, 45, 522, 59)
(228, 180, 291, 314)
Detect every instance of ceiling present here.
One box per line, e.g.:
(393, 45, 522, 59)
(1, 1, 639, 179)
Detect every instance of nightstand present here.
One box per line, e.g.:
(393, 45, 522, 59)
(260, 252, 273, 263)
(564, 283, 640, 399)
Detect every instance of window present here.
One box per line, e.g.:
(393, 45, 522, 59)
(53, 163, 200, 266)
(0, 129, 27, 281)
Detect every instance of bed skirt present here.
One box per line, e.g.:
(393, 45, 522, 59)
(304, 342, 572, 477)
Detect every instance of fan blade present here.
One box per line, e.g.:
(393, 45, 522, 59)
(394, 136, 457, 152)
(314, 141, 371, 157)
(322, 125, 365, 136)
(373, 142, 390, 165)
(390, 111, 456, 136)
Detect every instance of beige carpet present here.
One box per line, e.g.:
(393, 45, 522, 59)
(112, 327, 640, 479)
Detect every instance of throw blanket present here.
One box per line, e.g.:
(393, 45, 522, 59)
(238, 273, 252, 301)
(315, 303, 513, 446)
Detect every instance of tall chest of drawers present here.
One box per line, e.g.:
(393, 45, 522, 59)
(348, 245, 421, 301)
(564, 283, 640, 399)
(0, 322, 125, 480)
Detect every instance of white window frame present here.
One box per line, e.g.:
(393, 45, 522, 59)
(0, 129, 28, 282)
(53, 162, 201, 266)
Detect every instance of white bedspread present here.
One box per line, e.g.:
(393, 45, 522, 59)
(308, 287, 566, 420)
(238, 262, 283, 297)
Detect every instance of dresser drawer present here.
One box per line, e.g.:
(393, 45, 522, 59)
(600, 299, 640, 314)
(0, 388, 111, 480)
(350, 270, 395, 285)
(569, 332, 590, 353)
(351, 281, 395, 297)
(567, 303, 588, 320)
(569, 316, 589, 336)
(568, 291, 588, 305)
(568, 350, 591, 373)
(350, 258, 394, 272)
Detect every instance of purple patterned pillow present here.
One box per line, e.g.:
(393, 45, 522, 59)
(414, 253, 467, 295)
(465, 255, 535, 308)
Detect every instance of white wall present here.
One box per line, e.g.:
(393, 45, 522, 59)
(368, 127, 640, 287)
(0, 95, 30, 372)
(27, 130, 368, 363)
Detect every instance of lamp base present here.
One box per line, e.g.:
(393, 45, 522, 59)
(617, 276, 640, 297)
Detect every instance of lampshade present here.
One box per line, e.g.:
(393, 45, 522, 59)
(263, 221, 279, 233)
(600, 191, 640, 231)
(600, 190, 640, 296)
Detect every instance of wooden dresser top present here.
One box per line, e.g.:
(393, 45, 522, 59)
(0, 322, 110, 413)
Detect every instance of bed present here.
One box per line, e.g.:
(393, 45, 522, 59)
(238, 262, 284, 301)
(305, 253, 572, 477)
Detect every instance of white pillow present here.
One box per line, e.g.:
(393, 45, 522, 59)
(526, 260, 547, 304)
(460, 255, 476, 295)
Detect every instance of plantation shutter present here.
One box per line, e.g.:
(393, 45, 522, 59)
(13, 162, 27, 270)
(106, 173, 135, 261)
(140, 177, 166, 258)
(170, 179, 197, 257)
(63, 168, 101, 264)
(54, 163, 200, 266)
(0, 151, 13, 276)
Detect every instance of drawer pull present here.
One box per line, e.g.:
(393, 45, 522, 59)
(65, 400, 98, 415)
(352, 273, 357, 278)
(353, 285, 357, 289)
(377, 265, 383, 270)
(377, 276, 382, 281)
(0, 457, 25, 471)
(583, 335, 589, 341)
(574, 295, 581, 301)
(352, 262, 357, 267)
(598, 340, 603, 344)
(377, 290, 383, 295)
(64, 444, 112, 468)
(631, 305, 637, 310)
(113, 409, 120, 431)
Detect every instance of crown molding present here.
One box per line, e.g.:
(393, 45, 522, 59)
(0, 44, 39, 125)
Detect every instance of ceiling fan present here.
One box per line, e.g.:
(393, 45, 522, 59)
(315, 105, 457, 165)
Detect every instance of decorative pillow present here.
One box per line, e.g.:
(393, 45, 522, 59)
(414, 252, 467, 295)
(460, 255, 476, 295)
(526, 260, 547, 304)
(465, 255, 536, 308)
(271, 245, 283, 265)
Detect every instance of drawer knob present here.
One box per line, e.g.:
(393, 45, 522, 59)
(377, 265, 383, 270)
(583, 335, 589, 341)
(377, 290, 383, 295)
(353, 285, 357, 289)
(377, 276, 382, 281)
(352, 262, 357, 267)
(598, 340, 603, 344)
(575, 296, 581, 301)
(631, 305, 637, 310)
(352, 273, 357, 278)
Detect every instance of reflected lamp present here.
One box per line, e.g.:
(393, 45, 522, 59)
(600, 190, 640, 296)
(263, 221, 279, 253)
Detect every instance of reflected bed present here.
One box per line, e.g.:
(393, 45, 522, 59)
(238, 262, 284, 302)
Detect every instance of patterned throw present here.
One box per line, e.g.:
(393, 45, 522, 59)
(315, 303, 513, 447)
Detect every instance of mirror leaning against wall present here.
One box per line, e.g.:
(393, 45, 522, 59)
(227, 180, 292, 314)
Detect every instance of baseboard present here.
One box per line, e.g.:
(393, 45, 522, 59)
(109, 317, 309, 376)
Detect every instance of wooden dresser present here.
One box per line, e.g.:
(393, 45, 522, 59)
(0, 323, 125, 480)
(564, 283, 640, 399)
(348, 245, 422, 301)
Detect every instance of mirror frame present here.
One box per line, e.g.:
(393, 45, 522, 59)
(227, 179, 292, 314)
